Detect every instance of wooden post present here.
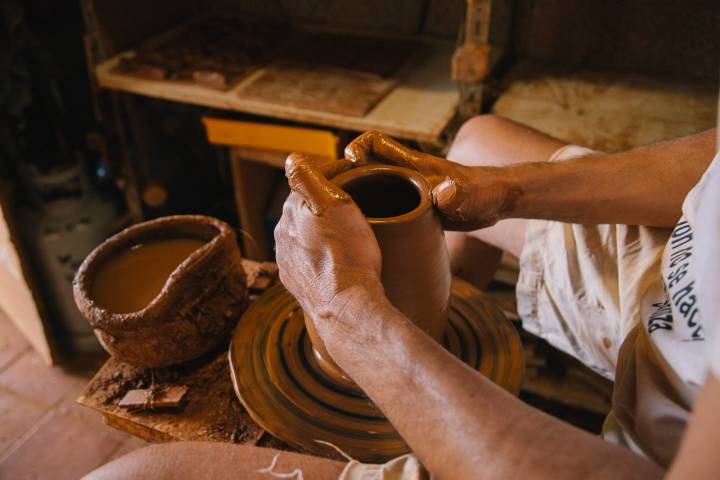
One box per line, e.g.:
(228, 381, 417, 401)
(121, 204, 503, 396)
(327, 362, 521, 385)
(228, 151, 277, 260)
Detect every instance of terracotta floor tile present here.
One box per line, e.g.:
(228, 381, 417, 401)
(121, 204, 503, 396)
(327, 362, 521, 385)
(0, 400, 136, 480)
(0, 310, 30, 373)
(0, 350, 89, 409)
(0, 387, 48, 458)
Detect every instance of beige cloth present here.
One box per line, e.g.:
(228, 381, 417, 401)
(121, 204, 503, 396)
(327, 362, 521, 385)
(339, 454, 429, 480)
(517, 145, 671, 381)
(518, 144, 720, 467)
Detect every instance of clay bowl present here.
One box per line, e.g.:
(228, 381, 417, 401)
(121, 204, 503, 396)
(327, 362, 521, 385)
(304, 164, 452, 384)
(73, 215, 248, 367)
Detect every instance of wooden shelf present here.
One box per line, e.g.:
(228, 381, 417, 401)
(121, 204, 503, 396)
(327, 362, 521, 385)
(95, 41, 459, 143)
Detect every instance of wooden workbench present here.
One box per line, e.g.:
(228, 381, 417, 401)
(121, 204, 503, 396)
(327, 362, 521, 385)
(77, 273, 611, 454)
(75, 348, 338, 455)
(95, 39, 459, 143)
(76, 259, 338, 458)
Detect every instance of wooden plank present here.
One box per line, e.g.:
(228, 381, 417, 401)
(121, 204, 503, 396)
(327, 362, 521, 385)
(77, 352, 266, 446)
(95, 42, 459, 143)
(229, 155, 277, 261)
(0, 309, 30, 373)
(0, 185, 54, 364)
(238, 64, 398, 118)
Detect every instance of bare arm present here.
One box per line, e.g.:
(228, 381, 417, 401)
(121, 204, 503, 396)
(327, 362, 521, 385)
(275, 155, 663, 479)
(324, 285, 662, 480)
(666, 374, 720, 479)
(508, 129, 716, 226)
(346, 128, 717, 229)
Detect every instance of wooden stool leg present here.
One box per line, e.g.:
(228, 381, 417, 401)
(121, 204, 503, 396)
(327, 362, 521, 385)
(229, 152, 276, 261)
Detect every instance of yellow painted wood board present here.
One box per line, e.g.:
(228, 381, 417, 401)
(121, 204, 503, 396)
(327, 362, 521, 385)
(202, 118, 338, 158)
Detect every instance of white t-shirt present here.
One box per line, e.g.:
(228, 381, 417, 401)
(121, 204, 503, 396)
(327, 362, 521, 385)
(614, 150, 720, 465)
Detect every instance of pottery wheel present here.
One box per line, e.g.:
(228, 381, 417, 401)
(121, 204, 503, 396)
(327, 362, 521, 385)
(229, 277, 524, 463)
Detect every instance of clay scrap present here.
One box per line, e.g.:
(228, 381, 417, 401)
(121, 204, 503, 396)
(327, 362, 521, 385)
(119, 385, 189, 410)
(112, 15, 288, 90)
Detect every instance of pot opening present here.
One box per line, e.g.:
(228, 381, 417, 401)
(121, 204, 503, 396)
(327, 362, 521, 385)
(342, 173, 421, 218)
(90, 237, 206, 314)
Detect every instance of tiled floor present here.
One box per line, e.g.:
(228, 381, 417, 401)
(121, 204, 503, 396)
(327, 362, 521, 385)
(0, 310, 147, 479)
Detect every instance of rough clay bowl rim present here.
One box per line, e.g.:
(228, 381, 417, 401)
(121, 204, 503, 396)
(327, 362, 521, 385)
(73, 214, 230, 330)
(333, 164, 432, 225)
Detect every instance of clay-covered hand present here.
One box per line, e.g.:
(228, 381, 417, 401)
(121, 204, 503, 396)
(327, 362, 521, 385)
(274, 153, 384, 344)
(345, 130, 518, 230)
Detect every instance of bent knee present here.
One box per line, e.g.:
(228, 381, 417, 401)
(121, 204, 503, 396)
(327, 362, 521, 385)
(455, 115, 518, 144)
(448, 115, 522, 167)
(448, 114, 564, 168)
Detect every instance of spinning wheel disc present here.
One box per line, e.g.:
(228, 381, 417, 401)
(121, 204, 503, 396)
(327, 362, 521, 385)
(229, 277, 524, 463)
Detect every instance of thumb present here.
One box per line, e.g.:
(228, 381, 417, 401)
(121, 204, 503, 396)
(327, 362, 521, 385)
(431, 177, 485, 230)
(431, 177, 465, 215)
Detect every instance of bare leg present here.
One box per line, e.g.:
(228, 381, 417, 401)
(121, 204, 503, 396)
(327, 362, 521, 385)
(84, 442, 346, 480)
(445, 115, 566, 287)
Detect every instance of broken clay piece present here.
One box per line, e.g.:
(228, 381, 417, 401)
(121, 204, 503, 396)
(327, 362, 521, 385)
(74, 215, 249, 367)
(119, 385, 189, 410)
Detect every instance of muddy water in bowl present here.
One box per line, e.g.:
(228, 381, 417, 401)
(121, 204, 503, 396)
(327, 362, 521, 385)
(92, 238, 206, 314)
(74, 215, 248, 367)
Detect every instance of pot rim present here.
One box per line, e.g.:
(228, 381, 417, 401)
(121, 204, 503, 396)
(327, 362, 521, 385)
(73, 214, 231, 326)
(332, 164, 432, 224)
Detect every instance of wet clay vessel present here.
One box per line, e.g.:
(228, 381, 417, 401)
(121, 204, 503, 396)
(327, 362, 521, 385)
(304, 165, 452, 384)
(74, 215, 248, 367)
(229, 166, 524, 462)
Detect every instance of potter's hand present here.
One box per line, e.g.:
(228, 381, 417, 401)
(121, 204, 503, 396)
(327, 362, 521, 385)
(345, 130, 516, 231)
(275, 153, 383, 344)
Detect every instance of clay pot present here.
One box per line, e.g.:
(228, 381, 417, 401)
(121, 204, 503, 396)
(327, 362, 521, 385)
(73, 215, 248, 367)
(305, 165, 452, 383)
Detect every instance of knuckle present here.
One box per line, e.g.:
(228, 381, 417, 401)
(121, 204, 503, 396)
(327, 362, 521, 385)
(273, 222, 285, 242)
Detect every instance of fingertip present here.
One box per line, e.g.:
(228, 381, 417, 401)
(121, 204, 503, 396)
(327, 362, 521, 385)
(285, 152, 310, 178)
(344, 143, 367, 165)
(284, 153, 350, 216)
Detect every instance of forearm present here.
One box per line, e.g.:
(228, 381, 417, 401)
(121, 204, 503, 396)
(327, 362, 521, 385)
(495, 128, 716, 227)
(326, 288, 662, 479)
